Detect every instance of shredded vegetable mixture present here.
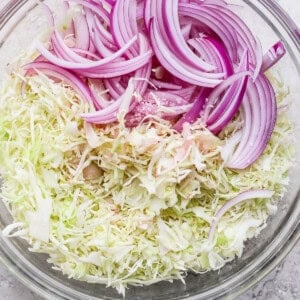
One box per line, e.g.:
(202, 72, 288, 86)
(0, 71, 293, 294)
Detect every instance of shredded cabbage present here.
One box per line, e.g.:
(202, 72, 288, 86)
(0, 70, 293, 294)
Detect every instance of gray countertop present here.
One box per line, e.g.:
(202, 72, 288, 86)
(0, 0, 299, 299)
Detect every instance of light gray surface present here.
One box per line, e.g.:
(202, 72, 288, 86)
(0, 0, 299, 299)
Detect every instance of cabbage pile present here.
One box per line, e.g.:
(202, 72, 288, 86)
(0, 72, 293, 294)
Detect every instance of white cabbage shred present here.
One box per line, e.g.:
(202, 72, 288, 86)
(0, 72, 293, 294)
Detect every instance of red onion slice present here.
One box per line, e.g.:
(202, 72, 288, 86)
(84, 7, 97, 54)
(201, 3, 263, 77)
(35, 35, 138, 70)
(73, 13, 90, 51)
(32, 0, 285, 144)
(206, 51, 249, 134)
(181, 23, 192, 41)
(88, 79, 111, 109)
(150, 90, 190, 106)
(51, 30, 93, 63)
(223, 72, 277, 169)
(173, 88, 211, 132)
(262, 41, 286, 72)
(70, 0, 110, 24)
(208, 190, 274, 244)
(82, 80, 135, 124)
(179, 3, 239, 63)
(93, 16, 116, 49)
(170, 86, 197, 101)
(163, 0, 216, 72)
(103, 78, 125, 99)
(111, 0, 139, 58)
(188, 36, 233, 77)
(72, 48, 101, 60)
(151, 79, 182, 90)
(78, 44, 151, 79)
(24, 62, 92, 103)
(136, 0, 144, 20)
(130, 32, 152, 95)
(149, 19, 224, 88)
(93, 28, 116, 57)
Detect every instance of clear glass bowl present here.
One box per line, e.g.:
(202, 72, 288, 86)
(0, 1, 299, 299)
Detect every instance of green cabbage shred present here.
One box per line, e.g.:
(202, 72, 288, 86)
(0, 69, 293, 294)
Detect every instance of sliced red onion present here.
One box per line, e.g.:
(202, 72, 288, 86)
(101, 0, 115, 7)
(73, 13, 90, 50)
(79, 35, 152, 79)
(130, 32, 152, 96)
(144, 0, 154, 30)
(133, 60, 152, 95)
(24, 62, 92, 103)
(103, 78, 125, 99)
(208, 190, 274, 244)
(70, 0, 110, 24)
(206, 51, 249, 134)
(262, 41, 286, 72)
(189, 0, 228, 6)
(181, 23, 192, 41)
(93, 28, 115, 57)
(35, 35, 138, 70)
(221, 94, 252, 166)
(146, 0, 223, 79)
(111, 0, 139, 58)
(163, 0, 216, 72)
(88, 79, 111, 109)
(242, 75, 276, 167)
(151, 79, 182, 90)
(93, 16, 117, 50)
(173, 88, 211, 132)
(146, 0, 226, 85)
(161, 103, 193, 117)
(136, 0, 144, 20)
(45, 0, 74, 38)
(82, 31, 151, 123)
(188, 36, 233, 77)
(179, 3, 239, 63)
(90, 8, 117, 58)
(188, 39, 220, 74)
(52, 30, 93, 63)
(76, 58, 153, 77)
(84, 7, 97, 54)
(52, 40, 69, 61)
(150, 90, 189, 106)
(72, 48, 101, 60)
(127, 1, 139, 38)
(202, 70, 250, 123)
(170, 86, 197, 100)
(254, 39, 263, 80)
(222, 72, 277, 169)
(82, 80, 135, 124)
(32, 0, 284, 143)
(200, 3, 262, 77)
(149, 19, 224, 87)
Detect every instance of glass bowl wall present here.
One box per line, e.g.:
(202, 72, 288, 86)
(0, 1, 299, 299)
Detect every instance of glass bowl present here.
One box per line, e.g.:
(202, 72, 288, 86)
(0, 1, 299, 299)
